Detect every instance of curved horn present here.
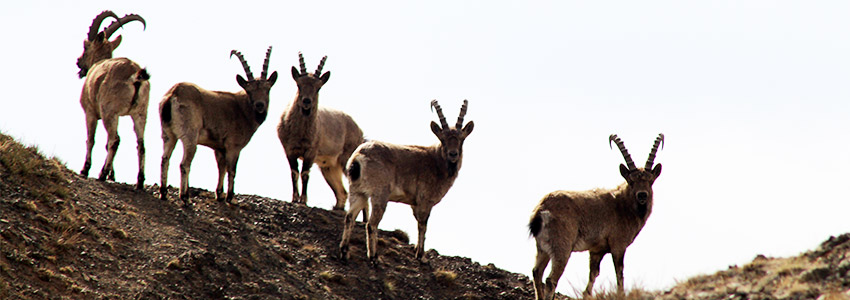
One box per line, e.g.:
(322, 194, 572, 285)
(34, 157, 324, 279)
(230, 50, 254, 80)
(609, 134, 637, 170)
(314, 56, 328, 76)
(644, 133, 665, 169)
(87, 10, 119, 41)
(103, 14, 146, 39)
(430, 100, 449, 130)
(455, 99, 469, 129)
(261, 46, 272, 80)
(298, 52, 307, 75)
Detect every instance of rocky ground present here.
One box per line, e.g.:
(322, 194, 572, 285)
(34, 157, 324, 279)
(2, 131, 849, 300)
(0, 132, 539, 299)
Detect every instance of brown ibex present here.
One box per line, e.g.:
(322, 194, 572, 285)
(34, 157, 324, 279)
(77, 11, 149, 189)
(339, 100, 474, 265)
(159, 47, 278, 205)
(528, 133, 664, 299)
(277, 53, 364, 210)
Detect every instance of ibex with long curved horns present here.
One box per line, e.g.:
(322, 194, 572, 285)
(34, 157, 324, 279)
(339, 100, 474, 265)
(528, 133, 664, 300)
(277, 52, 364, 210)
(77, 10, 150, 189)
(159, 47, 278, 205)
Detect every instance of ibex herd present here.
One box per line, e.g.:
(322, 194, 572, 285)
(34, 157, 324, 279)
(73, 10, 666, 299)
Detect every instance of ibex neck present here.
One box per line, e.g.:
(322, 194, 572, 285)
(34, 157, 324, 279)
(428, 145, 461, 179)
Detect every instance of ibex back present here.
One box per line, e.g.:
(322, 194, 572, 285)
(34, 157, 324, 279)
(529, 133, 664, 299)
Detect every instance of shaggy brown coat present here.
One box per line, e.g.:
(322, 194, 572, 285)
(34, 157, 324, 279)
(159, 49, 278, 204)
(339, 100, 473, 264)
(528, 134, 663, 300)
(77, 11, 149, 190)
(277, 54, 364, 210)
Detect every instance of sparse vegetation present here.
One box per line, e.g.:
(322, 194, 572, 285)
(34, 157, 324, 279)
(434, 269, 458, 285)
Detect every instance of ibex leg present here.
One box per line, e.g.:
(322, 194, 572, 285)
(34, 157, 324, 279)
(320, 164, 348, 210)
(225, 151, 240, 204)
(159, 132, 177, 201)
(81, 115, 98, 177)
(213, 149, 227, 201)
(584, 251, 606, 297)
(98, 115, 120, 181)
(286, 155, 301, 203)
(339, 192, 368, 261)
(131, 113, 146, 190)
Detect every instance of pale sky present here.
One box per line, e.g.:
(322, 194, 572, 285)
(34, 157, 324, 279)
(2, 1, 849, 296)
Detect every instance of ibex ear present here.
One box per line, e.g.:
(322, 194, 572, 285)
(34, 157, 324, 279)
(619, 164, 631, 179)
(95, 31, 105, 42)
(291, 66, 300, 80)
(652, 163, 662, 178)
(320, 71, 331, 84)
(267, 71, 278, 86)
(430, 121, 442, 136)
(236, 75, 248, 89)
(462, 121, 474, 137)
(110, 35, 122, 49)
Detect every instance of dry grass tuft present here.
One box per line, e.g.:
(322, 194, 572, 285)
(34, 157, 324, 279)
(319, 270, 345, 284)
(434, 269, 458, 285)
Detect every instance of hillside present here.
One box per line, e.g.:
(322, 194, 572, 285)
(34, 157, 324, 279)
(0, 132, 539, 299)
(2, 131, 849, 300)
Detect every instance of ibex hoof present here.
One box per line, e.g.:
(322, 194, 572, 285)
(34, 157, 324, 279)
(332, 205, 345, 211)
(338, 245, 349, 261)
(369, 256, 380, 268)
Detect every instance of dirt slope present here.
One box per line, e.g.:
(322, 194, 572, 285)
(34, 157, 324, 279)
(0, 132, 539, 300)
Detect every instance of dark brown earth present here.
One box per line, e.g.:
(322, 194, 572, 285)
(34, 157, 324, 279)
(3, 132, 849, 300)
(0, 132, 541, 300)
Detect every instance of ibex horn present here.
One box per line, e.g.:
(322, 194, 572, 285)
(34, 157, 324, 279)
(298, 52, 307, 75)
(315, 56, 328, 76)
(230, 50, 254, 80)
(87, 10, 119, 41)
(103, 14, 146, 40)
(609, 134, 637, 170)
(261, 46, 272, 80)
(644, 133, 665, 169)
(430, 100, 449, 130)
(455, 99, 469, 129)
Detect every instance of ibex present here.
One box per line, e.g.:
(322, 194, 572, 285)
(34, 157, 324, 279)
(528, 133, 664, 299)
(339, 100, 474, 265)
(277, 53, 364, 210)
(159, 47, 278, 205)
(76, 10, 149, 189)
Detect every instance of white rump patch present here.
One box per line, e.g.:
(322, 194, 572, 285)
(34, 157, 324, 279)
(537, 210, 554, 255)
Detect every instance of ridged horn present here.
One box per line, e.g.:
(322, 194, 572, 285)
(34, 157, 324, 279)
(298, 52, 307, 75)
(230, 50, 254, 80)
(455, 99, 469, 129)
(644, 133, 665, 169)
(314, 56, 327, 76)
(103, 14, 146, 39)
(261, 46, 272, 80)
(87, 10, 119, 41)
(609, 134, 637, 170)
(430, 100, 449, 130)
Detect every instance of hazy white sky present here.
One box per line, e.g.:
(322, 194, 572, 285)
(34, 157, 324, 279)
(2, 1, 849, 296)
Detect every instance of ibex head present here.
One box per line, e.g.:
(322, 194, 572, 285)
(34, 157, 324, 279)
(231, 47, 278, 122)
(290, 52, 330, 116)
(609, 133, 664, 205)
(77, 11, 146, 78)
(430, 100, 474, 165)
